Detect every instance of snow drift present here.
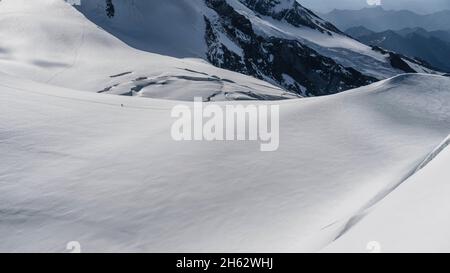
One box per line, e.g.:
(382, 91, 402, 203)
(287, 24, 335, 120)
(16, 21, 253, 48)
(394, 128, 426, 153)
(1, 72, 449, 252)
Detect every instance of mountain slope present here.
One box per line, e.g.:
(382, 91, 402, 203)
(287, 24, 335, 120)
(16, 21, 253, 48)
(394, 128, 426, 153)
(76, 0, 434, 96)
(2, 0, 450, 253)
(1, 72, 449, 252)
(396, 28, 450, 44)
(0, 0, 297, 101)
(346, 27, 450, 73)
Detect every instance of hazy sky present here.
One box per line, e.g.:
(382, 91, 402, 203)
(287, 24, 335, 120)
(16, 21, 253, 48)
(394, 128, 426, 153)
(298, 0, 450, 14)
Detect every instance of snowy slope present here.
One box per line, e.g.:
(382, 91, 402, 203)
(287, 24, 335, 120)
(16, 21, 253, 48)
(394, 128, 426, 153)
(324, 138, 450, 253)
(79, 0, 209, 59)
(1, 72, 449, 252)
(1, 0, 450, 253)
(0, 0, 297, 101)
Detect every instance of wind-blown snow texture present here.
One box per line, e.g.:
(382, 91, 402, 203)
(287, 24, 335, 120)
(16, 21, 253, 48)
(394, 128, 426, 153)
(2, 71, 450, 252)
(1, 0, 450, 253)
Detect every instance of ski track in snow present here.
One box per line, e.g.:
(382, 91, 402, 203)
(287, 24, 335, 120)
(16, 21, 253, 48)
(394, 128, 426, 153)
(331, 135, 450, 242)
(45, 20, 86, 84)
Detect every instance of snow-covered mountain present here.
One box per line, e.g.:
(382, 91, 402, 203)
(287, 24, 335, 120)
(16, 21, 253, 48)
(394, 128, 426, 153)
(76, 0, 438, 96)
(0, 0, 297, 101)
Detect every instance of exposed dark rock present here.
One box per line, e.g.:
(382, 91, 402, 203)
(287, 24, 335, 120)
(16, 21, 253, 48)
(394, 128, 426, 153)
(372, 45, 436, 73)
(205, 0, 376, 96)
(388, 53, 416, 73)
(105, 0, 115, 18)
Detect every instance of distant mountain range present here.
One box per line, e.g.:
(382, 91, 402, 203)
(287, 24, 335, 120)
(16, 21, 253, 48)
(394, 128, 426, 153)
(321, 7, 450, 32)
(347, 26, 450, 72)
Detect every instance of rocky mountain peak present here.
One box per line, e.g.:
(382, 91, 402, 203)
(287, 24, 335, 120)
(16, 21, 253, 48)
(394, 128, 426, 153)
(238, 0, 342, 34)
